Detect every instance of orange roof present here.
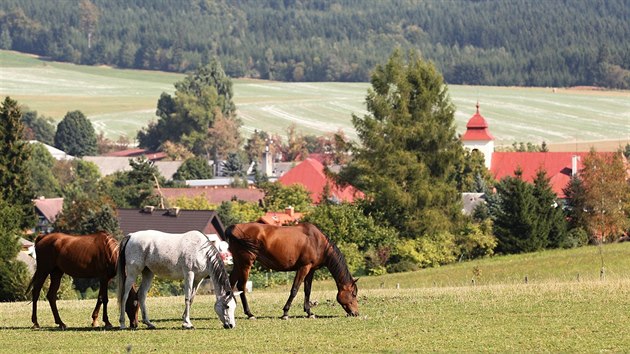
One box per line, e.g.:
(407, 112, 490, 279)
(490, 152, 607, 198)
(278, 158, 364, 204)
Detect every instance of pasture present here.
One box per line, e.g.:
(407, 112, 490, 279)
(2, 243, 630, 353)
(2, 50, 629, 149)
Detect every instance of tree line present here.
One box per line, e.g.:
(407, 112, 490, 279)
(0, 0, 628, 88)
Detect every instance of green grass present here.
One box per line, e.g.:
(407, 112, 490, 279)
(2, 50, 629, 147)
(2, 243, 630, 353)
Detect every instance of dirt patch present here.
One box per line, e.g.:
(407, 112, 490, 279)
(547, 138, 630, 152)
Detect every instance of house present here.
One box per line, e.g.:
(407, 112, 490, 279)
(32, 197, 64, 234)
(278, 158, 364, 204)
(159, 187, 265, 205)
(258, 206, 303, 226)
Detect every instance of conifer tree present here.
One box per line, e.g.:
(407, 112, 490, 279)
(532, 169, 567, 248)
(493, 169, 540, 253)
(338, 50, 465, 239)
(0, 97, 37, 231)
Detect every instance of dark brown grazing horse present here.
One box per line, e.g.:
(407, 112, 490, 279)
(26, 231, 139, 330)
(225, 222, 359, 319)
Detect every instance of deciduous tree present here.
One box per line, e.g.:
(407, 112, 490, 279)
(54, 110, 97, 157)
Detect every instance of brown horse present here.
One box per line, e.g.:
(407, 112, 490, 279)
(225, 222, 359, 319)
(26, 231, 139, 330)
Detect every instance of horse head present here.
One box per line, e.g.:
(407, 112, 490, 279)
(337, 278, 360, 317)
(215, 286, 242, 329)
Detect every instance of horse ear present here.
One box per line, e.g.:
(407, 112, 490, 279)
(353, 277, 359, 284)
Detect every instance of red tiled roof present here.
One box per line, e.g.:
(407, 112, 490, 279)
(160, 187, 264, 205)
(490, 152, 598, 198)
(278, 158, 364, 204)
(33, 197, 64, 223)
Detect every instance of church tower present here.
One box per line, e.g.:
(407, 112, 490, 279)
(461, 103, 494, 169)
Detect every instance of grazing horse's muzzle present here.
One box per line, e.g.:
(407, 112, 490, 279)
(223, 323, 234, 329)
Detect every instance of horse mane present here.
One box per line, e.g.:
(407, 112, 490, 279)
(201, 231, 231, 292)
(307, 224, 354, 286)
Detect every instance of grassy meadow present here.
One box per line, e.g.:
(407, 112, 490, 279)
(2, 50, 629, 149)
(2, 242, 630, 353)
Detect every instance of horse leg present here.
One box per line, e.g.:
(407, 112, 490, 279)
(281, 265, 312, 320)
(30, 270, 48, 329)
(229, 254, 256, 319)
(96, 278, 112, 328)
(181, 271, 195, 329)
(138, 268, 155, 329)
(91, 295, 103, 328)
(303, 269, 317, 318)
(47, 270, 66, 330)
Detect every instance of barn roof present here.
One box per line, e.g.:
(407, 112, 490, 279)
(278, 158, 364, 204)
(116, 208, 226, 239)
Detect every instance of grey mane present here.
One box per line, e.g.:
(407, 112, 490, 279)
(201, 232, 231, 294)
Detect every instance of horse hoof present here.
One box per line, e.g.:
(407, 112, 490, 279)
(58, 324, 67, 331)
(31, 324, 40, 330)
(146, 324, 156, 330)
(308, 314, 316, 319)
(104, 323, 113, 330)
(247, 316, 257, 320)
(182, 324, 194, 330)
(280, 315, 289, 320)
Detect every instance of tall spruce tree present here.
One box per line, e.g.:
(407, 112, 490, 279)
(493, 169, 541, 254)
(532, 169, 567, 248)
(0, 97, 37, 231)
(338, 50, 465, 239)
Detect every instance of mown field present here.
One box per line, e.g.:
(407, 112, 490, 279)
(2, 50, 629, 150)
(2, 243, 629, 353)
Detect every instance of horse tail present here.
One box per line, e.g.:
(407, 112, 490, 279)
(116, 234, 131, 307)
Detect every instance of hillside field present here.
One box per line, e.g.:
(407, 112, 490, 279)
(1, 243, 629, 352)
(1, 50, 629, 150)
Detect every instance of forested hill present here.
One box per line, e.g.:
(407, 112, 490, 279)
(1, 0, 628, 88)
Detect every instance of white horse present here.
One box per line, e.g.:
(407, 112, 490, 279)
(117, 230, 240, 329)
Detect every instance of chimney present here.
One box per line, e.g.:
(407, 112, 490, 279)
(285, 206, 294, 217)
(167, 207, 180, 217)
(571, 155, 580, 176)
(142, 205, 155, 213)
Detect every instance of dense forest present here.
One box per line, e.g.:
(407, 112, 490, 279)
(0, 0, 628, 88)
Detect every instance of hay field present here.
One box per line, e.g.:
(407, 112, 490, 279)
(1, 50, 629, 149)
